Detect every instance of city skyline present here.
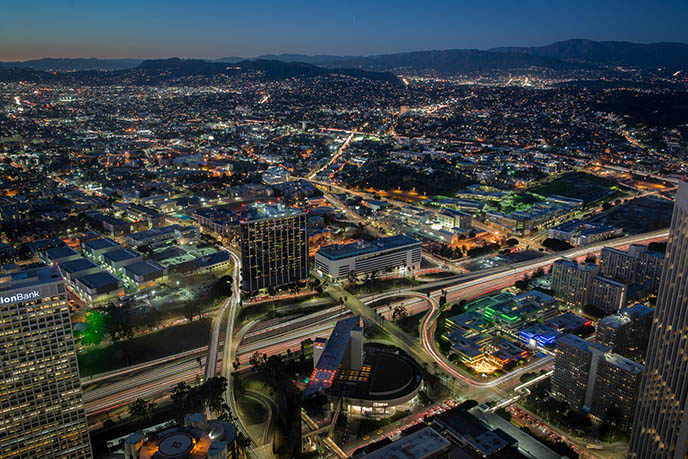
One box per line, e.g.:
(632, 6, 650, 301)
(2, 4, 688, 456)
(1, 0, 688, 60)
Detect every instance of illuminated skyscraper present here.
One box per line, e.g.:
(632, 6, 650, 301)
(0, 267, 92, 458)
(239, 203, 308, 294)
(629, 180, 688, 458)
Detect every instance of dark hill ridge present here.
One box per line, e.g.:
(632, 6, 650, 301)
(3, 39, 687, 77)
(219, 49, 579, 73)
(490, 39, 688, 69)
(217, 39, 688, 73)
(0, 58, 402, 86)
(0, 57, 143, 71)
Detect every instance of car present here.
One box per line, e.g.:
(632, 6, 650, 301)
(362, 435, 369, 441)
(376, 430, 383, 435)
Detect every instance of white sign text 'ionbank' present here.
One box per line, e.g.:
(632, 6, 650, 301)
(0, 290, 41, 304)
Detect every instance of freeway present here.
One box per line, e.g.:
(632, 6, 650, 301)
(405, 228, 669, 296)
(84, 354, 210, 417)
(205, 249, 241, 381)
(217, 251, 277, 459)
(81, 345, 208, 386)
(81, 229, 666, 428)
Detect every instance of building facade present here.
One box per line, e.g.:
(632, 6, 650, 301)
(552, 257, 646, 312)
(551, 334, 609, 409)
(552, 334, 642, 429)
(551, 259, 599, 307)
(629, 180, 688, 458)
(596, 304, 654, 358)
(0, 267, 92, 458)
(240, 203, 308, 293)
(590, 353, 644, 429)
(314, 235, 421, 280)
(438, 209, 472, 230)
(588, 276, 628, 313)
(599, 244, 665, 293)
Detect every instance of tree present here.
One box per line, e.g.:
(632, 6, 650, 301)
(105, 305, 135, 342)
(210, 275, 233, 299)
(514, 273, 531, 291)
(347, 271, 358, 285)
(171, 382, 191, 411)
(495, 407, 511, 422)
(200, 376, 228, 412)
(506, 238, 519, 247)
(183, 302, 201, 322)
(541, 238, 574, 252)
(129, 398, 155, 422)
(143, 308, 162, 330)
(392, 305, 408, 322)
(249, 351, 266, 368)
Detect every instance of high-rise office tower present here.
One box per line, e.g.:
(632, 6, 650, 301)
(239, 203, 308, 294)
(629, 180, 688, 458)
(0, 267, 92, 458)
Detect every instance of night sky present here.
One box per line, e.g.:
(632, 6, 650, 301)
(2, 0, 687, 60)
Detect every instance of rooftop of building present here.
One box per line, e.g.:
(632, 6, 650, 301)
(330, 348, 422, 402)
(58, 257, 99, 273)
(359, 426, 449, 459)
(519, 324, 562, 344)
(0, 266, 63, 293)
(593, 275, 627, 287)
(602, 352, 644, 374)
(513, 289, 557, 305)
(547, 312, 592, 331)
(41, 245, 79, 259)
(127, 203, 163, 217)
(317, 235, 420, 261)
(557, 333, 610, 354)
(303, 316, 361, 398)
(240, 202, 305, 222)
(82, 237, 120, 251)
(621, 303, 654, 318)
(551, 219, 620, 234)
(75, 271, 122, 290)
(26, 238, 65, 251)
(598, 313, 632, 329)
(127, 225, 178, 241)
(554, 258, 599, 272)
(102, 248, 141, 263)
(446, 310, 491, 333)
(446, 330, 487, 359)
(90, 212, 129, 226)
(441, 208, 472, 217)
(124, 260, 165, 277)
(192, 250, 230, 268)
(130, 413, 237, 459)
(194, 206, 239, 221)
(434, 407, 489, 439)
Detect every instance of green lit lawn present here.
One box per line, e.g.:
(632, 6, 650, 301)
(529, 171, 619, 203)
(77, 319, 212, 377)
